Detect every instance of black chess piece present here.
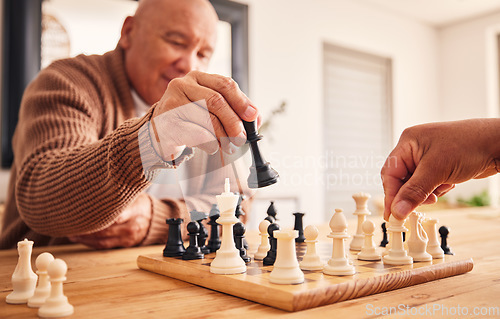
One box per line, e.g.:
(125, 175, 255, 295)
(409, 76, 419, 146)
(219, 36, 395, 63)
(263, 223, 280, 266)
(182, 221, 204, 260)
(267, 201, 278, 221)
(234, 222, 251, 263)
(163, 218, 186, 257)
(264, 216, 275, 223)
(235, 194, 245, 220)
(243, 120, 279, 188)
(207, 208, 221, 253)
(380, 222, 389, 247)
(439, 226, 453, 255)
(197, 219, 210, 255)
(293, 212, 305, 243)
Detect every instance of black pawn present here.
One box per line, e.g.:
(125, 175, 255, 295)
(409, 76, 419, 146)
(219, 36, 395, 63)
(234, 222, 251, 263)
(267, 201, 278, 221)
(380, 222, 389, 247)
(293, 212, 305, 243)
(439, 226, 453, 255)
(263, 223, 280, 266)
(243, 120, 279, 188)
(182, 221, 204, 260)
(197, 219, 210, 254)
(207, 210, 221, 253)
(163, 218, 186, 257)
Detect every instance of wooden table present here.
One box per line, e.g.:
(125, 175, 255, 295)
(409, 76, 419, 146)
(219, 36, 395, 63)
(1, 207, 500, 318)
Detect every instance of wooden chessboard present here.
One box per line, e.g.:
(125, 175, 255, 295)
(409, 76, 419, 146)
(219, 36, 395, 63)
(137, 243, 473, 312)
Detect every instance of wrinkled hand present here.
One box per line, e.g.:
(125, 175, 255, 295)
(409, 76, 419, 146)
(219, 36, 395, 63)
(149, 71, 261, 160)
(381, 119, 500, 221)
(69, 194, 152, 249)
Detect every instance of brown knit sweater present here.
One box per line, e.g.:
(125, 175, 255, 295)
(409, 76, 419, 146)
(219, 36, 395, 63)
(0, 47, 251, 249)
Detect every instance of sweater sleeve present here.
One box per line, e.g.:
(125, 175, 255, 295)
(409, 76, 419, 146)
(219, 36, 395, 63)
(13, 59, 189, 238)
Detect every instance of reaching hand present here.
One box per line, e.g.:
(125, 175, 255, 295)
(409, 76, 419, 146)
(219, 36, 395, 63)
(381, 119, 500, 221)
(69, 193, 152, 249)
(149, 71, 261, 159)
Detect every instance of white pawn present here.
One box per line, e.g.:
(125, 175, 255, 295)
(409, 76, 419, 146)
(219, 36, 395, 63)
(357, 220, 381, 261)
(28, 252, 55, 308)
(407, 212, 432, 262)
(269, 230, 304, 284)
(383, 215, 413, 265)
(423, 218, 445, 259)
(299, 225, 323, 270)
(254, 219, 271, 260)
(38, 259, 74, 318)
(349, 193, 372, 251)
(6, 238, 38, 304)
(323, 209, 355, 276)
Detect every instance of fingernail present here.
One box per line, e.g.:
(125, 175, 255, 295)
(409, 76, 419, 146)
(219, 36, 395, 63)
(392, 200, 411, 219)
(234, 129, 247, 147)
(243, 105, 257, 119)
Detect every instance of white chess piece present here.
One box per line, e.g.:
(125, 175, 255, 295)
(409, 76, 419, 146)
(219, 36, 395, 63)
(383, 215, 413, 265)
(254, 219, 271, 260)
(210, 179, 246, 274)
(6, 238, 38, 304)
(28, 252, 55, 308)
(350, 193, 372, 251)
(407, 212, 432, 262)
(38, 259, 74, 318)
(269, 230, 304, 284)
(357, 220, 381, 261)
(299, 225, 323, 270)
(323, 209, 355, 276)
(423, 218, 445, 259)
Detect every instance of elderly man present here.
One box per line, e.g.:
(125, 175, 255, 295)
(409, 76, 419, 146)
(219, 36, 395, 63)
(0, 0, 256, 249)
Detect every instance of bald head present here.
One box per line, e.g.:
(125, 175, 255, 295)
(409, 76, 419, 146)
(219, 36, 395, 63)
(119, 0, 219, 105)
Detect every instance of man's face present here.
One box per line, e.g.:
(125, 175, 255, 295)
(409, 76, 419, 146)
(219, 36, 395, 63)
(120, 0, 217, 105)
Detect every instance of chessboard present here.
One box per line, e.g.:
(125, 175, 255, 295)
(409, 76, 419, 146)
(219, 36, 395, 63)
(137, 242, 473, 312)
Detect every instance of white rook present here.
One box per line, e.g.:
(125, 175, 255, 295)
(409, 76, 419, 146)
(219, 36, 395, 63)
(269, 230, 304, 284)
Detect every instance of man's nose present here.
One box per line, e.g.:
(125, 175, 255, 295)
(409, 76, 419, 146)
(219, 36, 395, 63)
(175, 52, 199, 75)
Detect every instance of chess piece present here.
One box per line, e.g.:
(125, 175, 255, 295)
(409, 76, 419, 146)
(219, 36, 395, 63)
(263, 223, 280, 266)
(422, 218, 445, 259)
(293, 212, 306, 243)
(266, 201, 277, 221)
(163, 218, 186, 257)
(28, 252, 55, 308)
(243, 120, 279, 188)
(299, 225, 323, 270)
(439, 226, 453, 255)
(233, 195, 249, 250)
(210, 179, 246, 274)
(182, 221, 204, 260)
(254, 219, 271, 260)
(357, 220, 381, 261)
(407, 212, 432, 262)
(383, 215, 413, 265)
(264, 215, 275, 223)
(350, 193, 372, 251)
(380, 222, 389, 247)
(196, 218, 211, 255)
(269, 230, 304, 284)
(38, 259, 74, 318)
(6, 238, 38, 304)
(323, 209, 355, 276)
(234, 222, 251, 263)
(207, 206, 221, 253)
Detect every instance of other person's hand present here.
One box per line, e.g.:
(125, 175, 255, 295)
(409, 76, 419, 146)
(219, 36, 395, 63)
(381, 119, 500, 221)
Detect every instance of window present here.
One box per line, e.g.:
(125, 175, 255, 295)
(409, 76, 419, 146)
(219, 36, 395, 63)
(323, 43, 392, 216)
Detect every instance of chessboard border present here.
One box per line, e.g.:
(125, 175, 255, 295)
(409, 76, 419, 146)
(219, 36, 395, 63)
(137, 254, 473, 312)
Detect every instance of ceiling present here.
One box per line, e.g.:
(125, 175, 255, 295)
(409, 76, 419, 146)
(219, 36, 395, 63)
(361, 0, 500, 27)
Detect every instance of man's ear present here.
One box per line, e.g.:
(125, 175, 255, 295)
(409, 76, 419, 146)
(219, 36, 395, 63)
(118, 16, 135, 50)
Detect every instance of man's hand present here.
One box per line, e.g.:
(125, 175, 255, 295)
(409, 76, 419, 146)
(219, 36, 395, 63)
(149, 71, 260, 159)
(69, 193, 152, 249)
(381, 119, 500, 221)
